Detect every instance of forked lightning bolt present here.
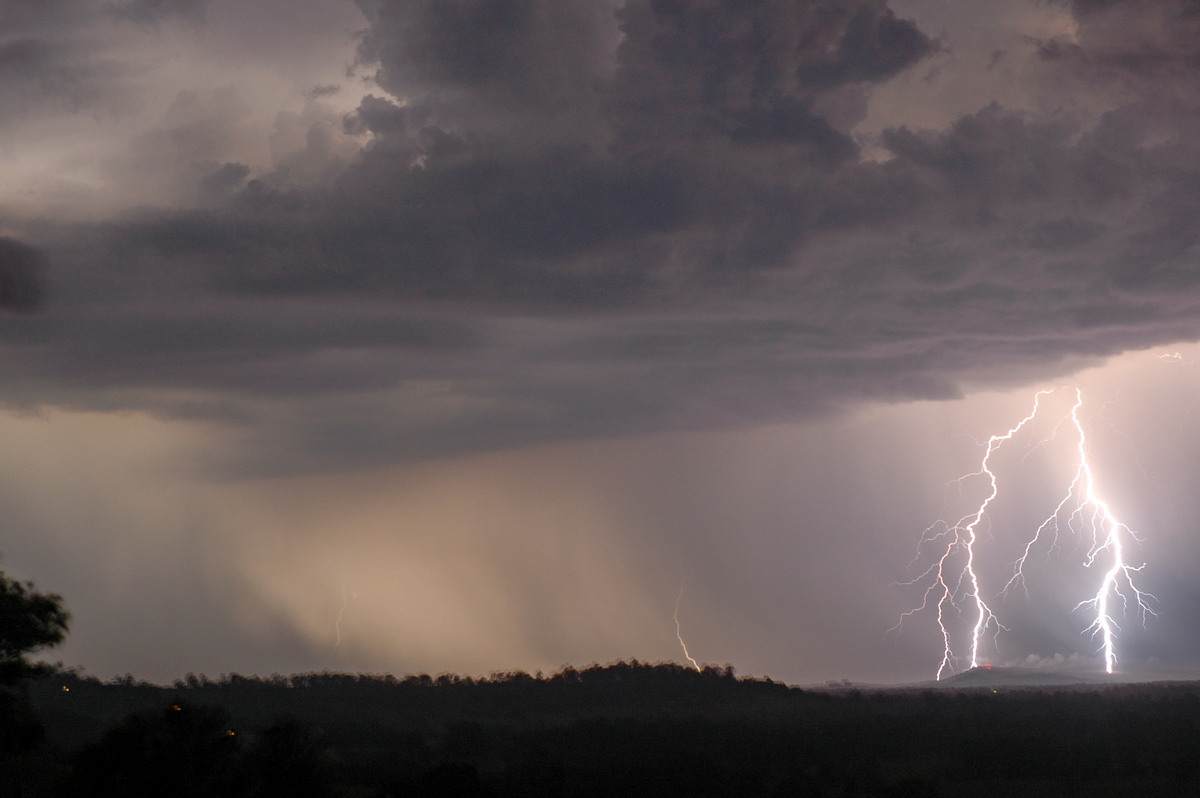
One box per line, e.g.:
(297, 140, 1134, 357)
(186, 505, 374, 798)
(894, 388, 1155, 678)
(892, 390, 1053, 679)
(1003, 388, 1156, 673)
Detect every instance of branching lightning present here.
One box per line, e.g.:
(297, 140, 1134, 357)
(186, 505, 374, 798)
(1004, 389, 1156, 673)
(895, 388, 1155, 678)
(891, 390, 1053, 679)
(674, 585, 701, 671)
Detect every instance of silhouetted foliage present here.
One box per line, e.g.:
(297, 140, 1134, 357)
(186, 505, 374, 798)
(0, 565, 69, 798)
(385, 762, 497, 798)
(243, 717, 333, 798)
(62, 702, 333, 798)
(64, 701, 242, 798)
(0, 687, 42, 753)
(18, 663, 1200, 797)
(0, 567, 69, 686)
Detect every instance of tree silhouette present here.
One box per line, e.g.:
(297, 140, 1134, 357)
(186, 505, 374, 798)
(64, 701, 242, 798)
(244, 717, 333, 798)
(62, 701, 336, 798)
(0, 563, 69, 798)
(0, 565, 69, 686)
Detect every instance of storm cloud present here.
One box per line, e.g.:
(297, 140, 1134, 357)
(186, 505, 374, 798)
(3, 0, 1196, 475)
(0, 238, 48, 313)
(3, 0, 1200, 684)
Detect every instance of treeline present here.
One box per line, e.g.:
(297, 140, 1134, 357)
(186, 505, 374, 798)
(165, 660, 741, 689)
(8, 663, 1200, 797)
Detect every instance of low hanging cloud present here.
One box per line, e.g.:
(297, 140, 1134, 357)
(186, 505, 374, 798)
(110, 0, 214, 25)
(0, 238, 48, 313)
(3, 0, 1200, 473)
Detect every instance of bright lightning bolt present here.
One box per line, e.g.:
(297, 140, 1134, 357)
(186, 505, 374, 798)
(895, 388, 1155, 679)
(892, 390, 1053, 679)
(1006, 389, 1156, 674)
(674, 585, 701, 672)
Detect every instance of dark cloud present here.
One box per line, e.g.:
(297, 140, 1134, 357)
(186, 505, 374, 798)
(356, 0, 620, 118)
(3, 0, 1200, 472)
(185, 0, 939, 308)
(0, 37, 52, 71)
(302, 83, 340, 100)
(0, 34, 120, 115)
(0, 1, 93, 31)
(0, 238, 48, 313)
(109, 0, 213, 24)
(609, 0, 933, 154)
(1038, 0, 1200, 103)
(0, 2, 143, 130)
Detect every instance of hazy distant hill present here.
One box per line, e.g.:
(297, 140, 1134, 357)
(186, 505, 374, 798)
(926, 665, 1102, 688)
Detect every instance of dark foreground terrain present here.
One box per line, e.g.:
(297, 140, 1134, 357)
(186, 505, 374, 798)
(4, 662, 1200, 797)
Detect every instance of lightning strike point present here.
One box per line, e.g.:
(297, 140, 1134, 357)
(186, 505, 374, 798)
(674, 585, 701, 672)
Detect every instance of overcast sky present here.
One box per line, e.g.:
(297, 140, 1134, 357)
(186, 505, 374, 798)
(2, 0, 1200, 685)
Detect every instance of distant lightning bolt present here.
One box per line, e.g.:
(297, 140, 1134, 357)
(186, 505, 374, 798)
(674, 585, 701, 671)
(895, 387, 1154, 679)
(331, 585, 352, 654)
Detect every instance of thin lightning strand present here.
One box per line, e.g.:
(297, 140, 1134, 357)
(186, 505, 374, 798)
(331, 585, 350, 654)
(674, 586, 701, 671)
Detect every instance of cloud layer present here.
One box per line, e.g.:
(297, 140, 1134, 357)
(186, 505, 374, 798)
(4, 0, 1200, 684)
(2, 0, 1199, 474)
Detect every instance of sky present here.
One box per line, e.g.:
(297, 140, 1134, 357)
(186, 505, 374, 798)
(2, 0, 1200, 686)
